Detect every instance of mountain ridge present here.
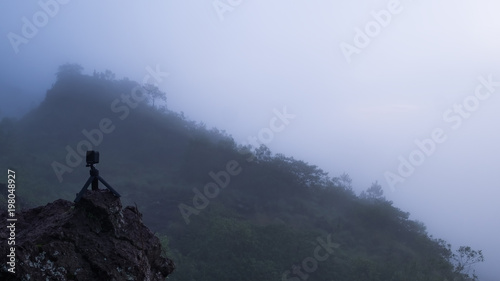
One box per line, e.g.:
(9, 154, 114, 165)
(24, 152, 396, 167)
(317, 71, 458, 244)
(0, 64, 484, 280)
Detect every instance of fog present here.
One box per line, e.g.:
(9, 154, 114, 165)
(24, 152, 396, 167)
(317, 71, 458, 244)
(1, 0, 499, 279)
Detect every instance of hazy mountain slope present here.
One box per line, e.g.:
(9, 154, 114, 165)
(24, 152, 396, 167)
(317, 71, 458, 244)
(0, 66, 482, 281)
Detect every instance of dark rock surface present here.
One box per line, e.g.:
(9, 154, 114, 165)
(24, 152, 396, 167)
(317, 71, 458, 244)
(0, 190, 175, 281)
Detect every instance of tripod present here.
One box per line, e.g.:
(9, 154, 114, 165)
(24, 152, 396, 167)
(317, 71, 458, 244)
(74, 163, 121, 202)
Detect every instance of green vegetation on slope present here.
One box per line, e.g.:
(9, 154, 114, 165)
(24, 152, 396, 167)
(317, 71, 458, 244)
(0, 64, 484, 281)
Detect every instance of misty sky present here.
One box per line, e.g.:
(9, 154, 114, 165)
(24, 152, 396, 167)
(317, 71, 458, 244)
(1, 1, 499, 279)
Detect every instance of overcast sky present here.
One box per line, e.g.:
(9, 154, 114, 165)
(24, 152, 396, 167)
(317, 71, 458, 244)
(1, 0, 499, 279)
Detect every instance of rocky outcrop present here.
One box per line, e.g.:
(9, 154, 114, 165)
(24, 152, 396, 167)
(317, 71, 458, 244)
(0, 190, 175, 281)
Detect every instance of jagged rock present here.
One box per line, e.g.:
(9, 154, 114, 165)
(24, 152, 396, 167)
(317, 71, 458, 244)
(0, 190, 175, 281)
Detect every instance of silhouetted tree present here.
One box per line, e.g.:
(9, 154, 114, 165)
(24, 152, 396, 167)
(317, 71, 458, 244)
(143, 83, 167, 107)
(452, 246, 484, 280)
(92, 69, 115, 80)
(334, 172, 352, 191)
(360, 181, 384, 200)
(254, 144, 272, 162)
(56, 63, 83, 80)
(435, 240, 484, 281)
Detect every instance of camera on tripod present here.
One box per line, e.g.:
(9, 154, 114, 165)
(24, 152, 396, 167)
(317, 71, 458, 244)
(74, 150, 120, 202)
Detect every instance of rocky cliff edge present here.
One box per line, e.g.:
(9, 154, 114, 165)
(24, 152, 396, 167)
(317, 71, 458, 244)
(0, 190, 175, 281)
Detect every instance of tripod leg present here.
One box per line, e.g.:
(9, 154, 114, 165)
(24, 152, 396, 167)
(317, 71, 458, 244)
(91, 177, 99, 191)
(74, 176, 94, 202)
(98, 176, 121, 198)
